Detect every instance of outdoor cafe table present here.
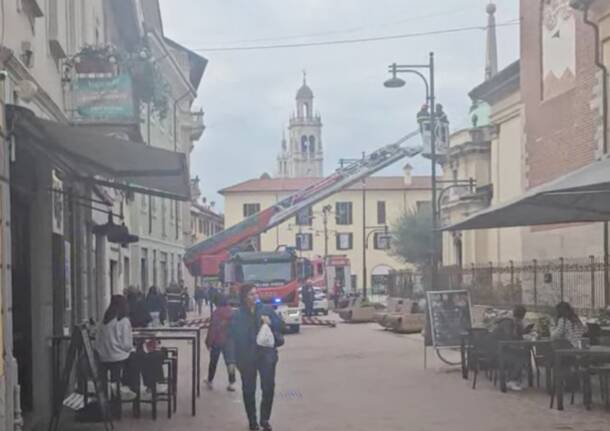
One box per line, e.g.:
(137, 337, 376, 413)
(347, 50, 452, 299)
(52, 331, 200, 417)
(553, 345, 610, 411)
(133, 324, 207, 398)
(498, 339, 553, 393)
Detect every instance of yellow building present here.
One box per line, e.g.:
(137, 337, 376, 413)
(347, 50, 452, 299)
(220, 169, 431, 295)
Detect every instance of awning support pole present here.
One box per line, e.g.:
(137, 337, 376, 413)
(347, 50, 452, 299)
(604, 228, 610, 307)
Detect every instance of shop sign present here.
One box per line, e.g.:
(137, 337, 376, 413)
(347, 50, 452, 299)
(73, 73, 136, 121)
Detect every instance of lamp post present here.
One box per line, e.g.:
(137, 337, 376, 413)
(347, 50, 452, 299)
(384, 52, 440, 291)
(364, 225, 391, 299)
(339, 154, 369, 298)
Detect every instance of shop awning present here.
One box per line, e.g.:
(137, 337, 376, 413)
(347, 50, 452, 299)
(443, 156, 610, 231)
(8, 105, 190, 200)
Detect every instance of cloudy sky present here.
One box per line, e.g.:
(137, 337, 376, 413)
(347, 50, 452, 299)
(159, 0, 520, 209)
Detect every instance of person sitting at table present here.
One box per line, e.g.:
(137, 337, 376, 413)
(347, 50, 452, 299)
(551, 301, 585, 348)
(492, 305, 532, 391)
(95, 295, 140, 399)
(96, 295, 166, 400)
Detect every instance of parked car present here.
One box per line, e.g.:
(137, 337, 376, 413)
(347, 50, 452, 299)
(299, 287, 329, 316)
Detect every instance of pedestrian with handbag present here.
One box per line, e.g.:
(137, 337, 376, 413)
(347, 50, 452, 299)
(230, 284, 284, 431)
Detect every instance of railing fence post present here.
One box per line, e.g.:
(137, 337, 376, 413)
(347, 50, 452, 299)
(560, 257, 565, 302)
(590, 255, 596, 310)
(533, 259, 538, 309)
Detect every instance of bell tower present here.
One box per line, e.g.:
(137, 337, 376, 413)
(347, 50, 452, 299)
(277, 72, 323, 177)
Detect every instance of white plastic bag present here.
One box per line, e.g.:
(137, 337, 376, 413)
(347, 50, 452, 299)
(256, 322, 275, 348)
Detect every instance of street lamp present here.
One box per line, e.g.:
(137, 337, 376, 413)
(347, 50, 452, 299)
(384, 52, 440, 291)
(363, 225, 391, 299)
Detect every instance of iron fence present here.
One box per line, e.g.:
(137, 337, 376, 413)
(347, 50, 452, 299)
(388, 257, 609, 312)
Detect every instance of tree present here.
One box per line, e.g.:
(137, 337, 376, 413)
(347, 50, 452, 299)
(390, 208, 438, 267)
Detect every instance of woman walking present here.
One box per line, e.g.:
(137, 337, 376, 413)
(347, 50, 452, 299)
(231, 285, 284, 431)
(204, 294, 236, 391)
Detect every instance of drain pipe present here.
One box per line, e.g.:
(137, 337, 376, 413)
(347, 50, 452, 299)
(574, 0, 610, 305)
(582, 3, 608, 154)
(173, 90, 191, 152)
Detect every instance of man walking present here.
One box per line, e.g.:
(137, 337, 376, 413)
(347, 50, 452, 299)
(195, 285, 206, 316)
(302, 283, 315, 317)
(230, 284, 284, 431)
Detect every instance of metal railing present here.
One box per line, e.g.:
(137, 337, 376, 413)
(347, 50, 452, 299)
(388, 256, 609, 312)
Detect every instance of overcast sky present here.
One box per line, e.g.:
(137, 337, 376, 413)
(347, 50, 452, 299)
(159, 0, 520, 210)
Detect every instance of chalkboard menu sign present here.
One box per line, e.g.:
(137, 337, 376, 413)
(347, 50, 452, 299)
(426, 290, 472, 348)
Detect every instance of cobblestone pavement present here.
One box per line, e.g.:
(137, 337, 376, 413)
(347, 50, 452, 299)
(66, 314, 610, 431)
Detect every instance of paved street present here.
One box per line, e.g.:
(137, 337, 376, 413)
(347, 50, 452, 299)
(63, 316, 610, 431)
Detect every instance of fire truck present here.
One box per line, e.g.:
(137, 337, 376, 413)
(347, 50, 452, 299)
(184, 129, 424, 330)
(222, 248, 309, 332)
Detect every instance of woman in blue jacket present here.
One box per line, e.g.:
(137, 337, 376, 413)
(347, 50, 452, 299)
(230, 284, 284, 431)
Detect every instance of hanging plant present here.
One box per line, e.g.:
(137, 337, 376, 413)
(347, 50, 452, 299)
(127, 57, 170, 120)
(66, 44, 121, 74)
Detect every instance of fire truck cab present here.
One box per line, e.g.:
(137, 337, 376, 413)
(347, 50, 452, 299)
(222, 249, 311, 333)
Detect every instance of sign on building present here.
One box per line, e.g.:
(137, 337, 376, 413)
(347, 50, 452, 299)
(73, 74, 136, 121)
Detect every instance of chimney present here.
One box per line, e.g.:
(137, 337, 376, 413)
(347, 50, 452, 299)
(403, 163, 413, 186)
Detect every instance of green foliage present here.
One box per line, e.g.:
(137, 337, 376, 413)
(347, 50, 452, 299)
(590, 308, 610, 326)
(390, 208, 437, 267)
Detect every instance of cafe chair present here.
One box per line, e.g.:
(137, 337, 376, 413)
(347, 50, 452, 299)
(162, 347, 179, 413)
(101, 362, 139, 419)
(549, 340, 587, 410)
(469, 329, 498, 390)
(138, 350, 175, 420)
(532, 343, 554, 390)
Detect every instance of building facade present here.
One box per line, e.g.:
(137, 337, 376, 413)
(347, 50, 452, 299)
(0, 1, 205, 429)
(221, 170, 431, 296)
(518, 0, 604, 260)
(442, 60, 524, 267)
(447, 0, 610, 265)
(277, 76, 323, 178)
(189, 177, 224, 245)
(128, 1, 206, 298)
